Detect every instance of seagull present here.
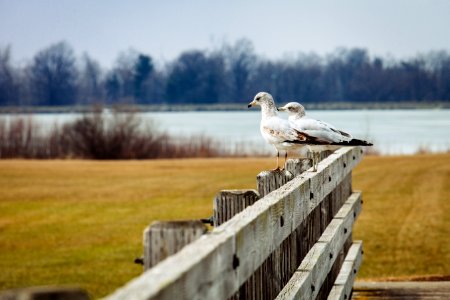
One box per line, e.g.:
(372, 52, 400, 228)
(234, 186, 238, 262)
(278, 101, 373, 171)
(247, 92, 308, 170)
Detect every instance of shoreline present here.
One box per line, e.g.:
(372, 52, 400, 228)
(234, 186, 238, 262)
(0, 101, 449, 114)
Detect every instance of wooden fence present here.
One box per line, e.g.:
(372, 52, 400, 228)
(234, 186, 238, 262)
(106, 146, 364, 300)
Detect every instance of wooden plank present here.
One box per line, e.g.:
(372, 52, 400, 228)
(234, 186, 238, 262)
(334, 191, 362, 220)
(233, 149, 360, 288)
(106, 147, 363, 300)
(213, 189, 259, 300)
(111, 226, 239, 300)
(315, 236, 352, 300)
(231, 166, 302, 300)
(327, 241, 363, 300)
(295, 173, 352, 300)
(274, 192, 362, 300)
(217, 168, 300, 299)
(223, 158, 317, 299)
(232, 174, 351, 300)
(143, 220, 207, 270)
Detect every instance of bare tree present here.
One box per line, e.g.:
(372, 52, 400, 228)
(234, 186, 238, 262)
(0, 46, 19, 105)
(133, 54, 153, 102)
(29, 41, 78, 105)
(223, 38, 257, 101)
(104, 50, 139, 103)
(78, 53, 104, 104)
(166, 50, 227, 103)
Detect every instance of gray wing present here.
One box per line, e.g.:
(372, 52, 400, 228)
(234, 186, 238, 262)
(289, 117, 352, 144)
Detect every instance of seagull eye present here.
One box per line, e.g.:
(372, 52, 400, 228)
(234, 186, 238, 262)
(256, 96, 261, 101)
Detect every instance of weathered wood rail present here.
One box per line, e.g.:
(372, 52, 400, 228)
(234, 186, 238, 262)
(106, 146, 365, 300)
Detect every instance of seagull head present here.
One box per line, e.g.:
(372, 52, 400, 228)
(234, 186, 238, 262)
(247, 92, 274, 108)
(277, 102, 306, 117)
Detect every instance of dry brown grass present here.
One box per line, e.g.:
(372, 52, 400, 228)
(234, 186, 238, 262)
(0, 153, 449, 297)
(352, 153, 450, 280)
(0, 158, 274, 298)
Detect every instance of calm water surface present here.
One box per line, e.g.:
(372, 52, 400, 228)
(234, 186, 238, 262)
(1, 109, 449, 155)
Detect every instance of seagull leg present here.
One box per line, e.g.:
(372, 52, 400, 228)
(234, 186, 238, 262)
(283, 151, 288, 170)
(274, 151, 280, 171)
(316, 152, 319, 171)
(277, 151, 279, 169)
(315, 152, 320, 172)
(312, 152, 318, 172)
(307, 146, 315, 171)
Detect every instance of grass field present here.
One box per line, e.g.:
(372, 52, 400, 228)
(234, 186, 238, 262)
(0, 153, 449, 298)
(352, 154, 450, 280)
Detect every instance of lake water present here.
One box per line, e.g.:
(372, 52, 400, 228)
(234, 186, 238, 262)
(1, 109, 449, 155)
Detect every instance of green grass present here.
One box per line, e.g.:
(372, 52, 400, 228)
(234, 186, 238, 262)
(0, 154, 449, 298)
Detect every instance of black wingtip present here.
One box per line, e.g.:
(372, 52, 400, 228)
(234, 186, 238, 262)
(332, 139, 373, 146)
(283, 138, 374, 146)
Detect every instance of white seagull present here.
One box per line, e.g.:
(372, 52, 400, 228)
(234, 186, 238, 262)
(247, 92, 308, 170)
(278, 101, 373, 171)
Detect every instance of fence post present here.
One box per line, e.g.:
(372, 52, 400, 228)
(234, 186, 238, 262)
(213, 162, 311, 299)
(285, 158, 312, 177)
(213, 190, 260, 227)
(231, 162, 301, 299)
(256, 169, 294, 197)
(238, 153, 338, 300)
(105, 147, 364, 300)
(143, 220, 207, 270)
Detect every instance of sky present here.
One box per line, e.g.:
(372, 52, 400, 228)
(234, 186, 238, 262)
(1, 0, 450, 67)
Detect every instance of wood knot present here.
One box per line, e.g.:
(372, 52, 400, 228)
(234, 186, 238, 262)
(232, 254, 240, 269)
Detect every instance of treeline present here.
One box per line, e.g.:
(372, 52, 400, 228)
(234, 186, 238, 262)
(1, 39, 450, 106)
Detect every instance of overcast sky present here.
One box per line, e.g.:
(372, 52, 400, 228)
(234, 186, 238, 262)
(1, 0, 450, 67)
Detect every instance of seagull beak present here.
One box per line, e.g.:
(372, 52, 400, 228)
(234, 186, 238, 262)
(277, 106, 286, 111)
(247, 100, 257, 108)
